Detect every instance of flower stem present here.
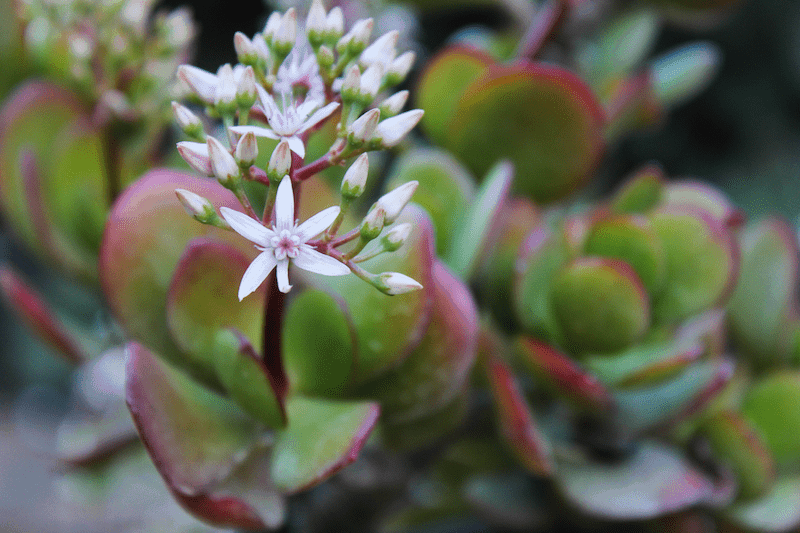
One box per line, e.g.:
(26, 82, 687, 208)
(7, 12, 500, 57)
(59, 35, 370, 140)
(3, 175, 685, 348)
(295, 154, 334, 182)
(261, 271, 287, 398)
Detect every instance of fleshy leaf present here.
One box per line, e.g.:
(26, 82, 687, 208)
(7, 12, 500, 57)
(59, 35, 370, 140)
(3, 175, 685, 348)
(556, 442, 717, 520)
(355, 261, 478, 424)
(385, 147, 475, 255)
(416, 45, 493, 145)
(166, 238, 265, 371)
(609, 163, 665, 214)
(663, 180, 744, 228)
(100, 169, 254, 380)
(270, 396, 380, 493)
(464, 473, 548, 530)
(380, 390, 469, 451)
(550, 257, 650, 354)
(742, 372, 800, 468)
(445, 160, 513, 279)
(447, 62, 605, 204)
(485, 355, 554, 477)
(515, 336, 614, 412)
(725, 476, 800, 533)
(282, 289, 355, 398)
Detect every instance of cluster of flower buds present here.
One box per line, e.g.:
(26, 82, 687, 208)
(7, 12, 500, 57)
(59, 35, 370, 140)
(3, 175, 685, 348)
(18, 0, 196, 123)
(175, 1, 424, 297)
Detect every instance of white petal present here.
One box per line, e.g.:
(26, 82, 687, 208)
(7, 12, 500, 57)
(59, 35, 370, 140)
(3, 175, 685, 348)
(257, 85, 278, 118)
(220, 207, 273, 245)
(229, 125, 280, 140)
(276, 259, 292, 293)
(239, 251, 277, 300)
(274, 176, 295, 231)
(299, 101, 340, 133)
(294, 246, 351, 276)
(286, 135, 306, 158)
(296, 206, 340, 242)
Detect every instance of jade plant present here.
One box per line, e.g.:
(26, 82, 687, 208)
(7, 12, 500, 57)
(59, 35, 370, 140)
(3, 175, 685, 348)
(4, 0, 800, 531)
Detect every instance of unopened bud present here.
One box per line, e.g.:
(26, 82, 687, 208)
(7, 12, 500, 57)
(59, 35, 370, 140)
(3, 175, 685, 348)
(349, 108, 380, 143)
(373, 109, 423, 148)
(317, 45, 334, 69)
(207, 136, 240, 185)
(215, 64, 237, 114)
(376, 180, 417, 223)
(386, 51, 415, 85)
(377, 272, 422, 295)
(236, 66, 258, 108)
(177, 141, 213, 176)
(338, 18, 373, 55)
(263, 12, 281, 43)
(381, 223, 412, 252)
(325, 7, 344, 39)
(252, 35, 270, 65)
(359, 63, 384, 102)
(379, 90, 408, 117)
(341, 153, 369, 199)
(268, 140, 292, 182)
(175, 188, 221, 225)
(234, 131, 258, 167)
(274, 8, 297, 56)
(306, 0, 327, 45)
(162, 7, 194, 49)
(172, 101, 204, 138)
(360, 206, 385, 241)
(177, 65, 218, 104)
(341, 65, 361, 101)
(234, 32, 258, 65)
(360, 30, 398, 67)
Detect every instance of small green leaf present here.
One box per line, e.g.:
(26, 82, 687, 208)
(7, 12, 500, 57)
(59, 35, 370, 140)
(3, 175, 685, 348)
(725, 476, 800, 533)
(743, 372, 800, 468)
(609, 163, 665, 214)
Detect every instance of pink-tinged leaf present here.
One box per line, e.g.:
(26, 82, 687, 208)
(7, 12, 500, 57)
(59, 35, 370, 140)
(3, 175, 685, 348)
(0, 266, 86, 364)
(556, 442, 718, 520)
(448, 61, 605, 204)
(100, 169, 255, 382)
(725, 476, 800, 533)
(270, 396, 380, 494)
(380, 389, 469, 451)
(166, 238, 265, 371)
(609, 163, 666, 214)
(464, 473, 549, 531)
(664, 180, 744, 229)
(676, 308, 727, 358)
(515, 337, 614, 412)
(485, 355, 554, 477)
(742, 371, 800, 468)
(355, 261, 479, 424)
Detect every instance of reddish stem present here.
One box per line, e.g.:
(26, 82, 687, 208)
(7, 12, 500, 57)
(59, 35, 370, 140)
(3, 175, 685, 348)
(295, 155, 334, 182)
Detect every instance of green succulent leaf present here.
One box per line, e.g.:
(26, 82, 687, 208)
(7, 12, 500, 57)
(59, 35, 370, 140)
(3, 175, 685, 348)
(609, 163, 665, 214)
(743, 372, 800, 469)
(725, 476, 800, 533)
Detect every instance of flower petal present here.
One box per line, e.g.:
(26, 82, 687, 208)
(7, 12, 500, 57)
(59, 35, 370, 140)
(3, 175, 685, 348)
(276, 259, 292, 293)
(257, 85, 279, 119)
(229, 125, 280, 140)
(274, 176, 295, 232)
(296, 206, 340, 242)
(299, 102, 340, 134)
(294, 246, 351, 276)
(220, 207, 273, 245)
(239, 251, 277, 300)
(286, 136, 306, 158)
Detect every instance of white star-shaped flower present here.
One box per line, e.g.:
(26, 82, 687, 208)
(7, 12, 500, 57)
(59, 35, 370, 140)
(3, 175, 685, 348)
(229, 86, 338, 159)
(220, 176, 350, 299)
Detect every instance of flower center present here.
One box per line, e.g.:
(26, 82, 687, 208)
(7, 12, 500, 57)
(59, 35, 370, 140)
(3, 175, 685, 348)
(271, 229, 301, 260)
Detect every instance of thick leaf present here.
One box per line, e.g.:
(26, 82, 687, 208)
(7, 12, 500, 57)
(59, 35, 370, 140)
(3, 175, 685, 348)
(166, 238, 265, 370)
(650, 207, 738, 324)
(100, 169, 253, 379)
(447, 61, 605, 204)
(416, 45, 493, 145)
(445, 161, 513, 279)
(385, 147, 475, 255)
(550, 257, 651, 354)
(515, 336, 614, 412)
(556, 442, 717, 520)
(485, 355, 554, 477)
(728, 218, 798, 367)
(609, 163, 665, 214)
(464, 473, 549, 530)
(355, 261, 478, 424)
(725, 476, 800, 533)
(742, 372, 800, 468)
(380, 389, 469, 451)
(270, 396, 379, 493)
(304, 205, 435, 383)
(282, 289, 355, 398)
(663, 180, 744, 228)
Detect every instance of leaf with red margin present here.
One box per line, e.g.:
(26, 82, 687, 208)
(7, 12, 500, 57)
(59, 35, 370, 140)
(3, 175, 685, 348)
(0, 266, 86, 364)
(556, 441, 719, 520)
(609, 163, 665, 214)
(355, 261, 479, 424)
(663, 180, 744, 229)
(515, 336, 614, 412)
(485, 355, 554, 477)
(270, 396, 380, 494)
(447, 61, 605, 204)
(100, 169, 255, 381)
(166, 238, 265, 371)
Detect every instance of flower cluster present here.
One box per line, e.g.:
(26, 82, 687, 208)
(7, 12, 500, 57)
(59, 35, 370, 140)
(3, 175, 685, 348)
(174, 0, 424, 297)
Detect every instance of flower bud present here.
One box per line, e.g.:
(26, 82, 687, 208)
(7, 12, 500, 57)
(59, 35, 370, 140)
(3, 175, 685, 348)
(349, 108, 380, 144)
(381, 223, 412, 252)
(359, 63, 384, 102)
(377, 272, 422, 295)
(234, 32, 258, 65)
(341, 65, 361, 102)
(317, 45, 334, 70)
(273, 8, 297, 56)
(263, 12, 281, 44)
(162, 7, 194, 50)
(207, 136, 240, 186)
(360, 206, 385, 241)
(172, 101, 204, 138)
(379, 90, 408, 118)
(360, 30, 398, 67)
(306, 0, 327, 45)
(341, 153, 369, 199)
(268, 140, 292, 182)
(177, 141, 213, 176)
(338, 18, 373, 55)
(215, 64, 237, 115)
(325, 7, 344, 39)
(252, 35, 271, 65)
(236, 66, 258, 108)
(235, 131, 258, 168)
(386, 51, 415, 85)
(373, 109, 424, 148)
(376, 180, 417, 224)
(175, 188, 220, 225)
(177, 65, 217, 104)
